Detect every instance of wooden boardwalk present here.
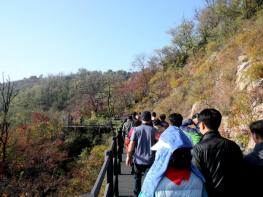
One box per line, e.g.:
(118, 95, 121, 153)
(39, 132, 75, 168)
(118, 152, 146, 197)
(118, 153, 133, 197)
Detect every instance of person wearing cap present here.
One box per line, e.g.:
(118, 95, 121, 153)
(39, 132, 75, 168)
(180, 113, 202, 145)
(191, 108, 244, 197)
(126, 111, 157, 197)
(139, 120, 206, 197)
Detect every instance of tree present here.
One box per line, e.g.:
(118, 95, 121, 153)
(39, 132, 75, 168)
(0, 74, 18, 163)
(132, 54, 153, 98)
(169, 19, 196, 55)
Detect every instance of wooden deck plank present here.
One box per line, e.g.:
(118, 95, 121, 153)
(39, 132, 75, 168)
(118, 153, 134, 197)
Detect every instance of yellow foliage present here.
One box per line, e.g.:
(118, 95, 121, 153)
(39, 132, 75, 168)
(249, 42, 263, 60)
(206, 41, 221, 54)
(170, 78, 188, 89)
(229, 91, 253, 127)
(245, 61, 263, 80)
(234, 31, 251, 46)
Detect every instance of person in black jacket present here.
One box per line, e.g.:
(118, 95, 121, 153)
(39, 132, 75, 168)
(244, 120, 263, 196)
(191, 108, 244, 197)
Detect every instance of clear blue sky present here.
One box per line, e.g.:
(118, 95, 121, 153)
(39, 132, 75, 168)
(0, 0, 204, 81)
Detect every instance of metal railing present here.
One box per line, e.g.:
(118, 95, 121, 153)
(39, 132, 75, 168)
(81, 129, 123, 197)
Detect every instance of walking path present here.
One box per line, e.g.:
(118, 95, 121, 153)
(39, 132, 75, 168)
(118, 153, 133, 197)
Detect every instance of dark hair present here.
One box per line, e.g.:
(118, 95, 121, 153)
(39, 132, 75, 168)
(168, 113, 183, 127)
(141, 111, 151, 121)
(134, 119, 142, 127)
(153, 119, 161, 126)
(249, 120, 263, 138)
(192, 113, 199, 119)
(169, 148, 192, 169)
(198, 108, 222, 131)
(160, 114, 166, 121)
(133, 112, 138, 117)
(128, 115, 133, 120)
(152, 112, 157, 117)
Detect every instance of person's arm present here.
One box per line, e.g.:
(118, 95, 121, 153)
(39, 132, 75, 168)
(181, 119, 193, 127)
(126, 128, 136, 167)
(126, 141, 135, 167)
(191, 146, 202, 171)
(181, 118, 200, 133)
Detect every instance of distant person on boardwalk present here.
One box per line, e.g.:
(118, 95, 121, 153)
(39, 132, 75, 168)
(244, 120, 263, 196)
(191, 108, 244, 197)
(124, 119, 142, 174)
(126, 111, 157, 197)
(139, 116, 206, 197)
(122, 115, 134, 140)
(80, 116, 84, 125)
(135, 112, 142, 122)
(67, 114, 73, 126)
(159, 113, 169, 129)
(125, 119, 142, 154)
(133, 111, 138, 122)
(180, 113, 202, 145)
(153, 119, 166, 140)
(151, 112, 159, 122)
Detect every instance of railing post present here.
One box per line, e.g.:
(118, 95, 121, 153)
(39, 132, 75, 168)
(117, 128, 123, 174)
(113, 137, 119, 197)
(106, 150, 113, 197)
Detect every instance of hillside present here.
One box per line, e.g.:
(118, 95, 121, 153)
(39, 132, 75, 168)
(132, 4, 263, 149)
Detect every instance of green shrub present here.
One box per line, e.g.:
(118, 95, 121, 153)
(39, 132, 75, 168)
(236, 134, 250, 149)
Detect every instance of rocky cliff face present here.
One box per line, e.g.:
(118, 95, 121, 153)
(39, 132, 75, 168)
(188, 54, 262, 151)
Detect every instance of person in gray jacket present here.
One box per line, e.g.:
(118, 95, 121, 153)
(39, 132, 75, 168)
(126, 111, 157, 197)
(122, 115, 134, 139)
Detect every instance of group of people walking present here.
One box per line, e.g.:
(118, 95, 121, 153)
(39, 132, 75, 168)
(122, 109, 263, 197)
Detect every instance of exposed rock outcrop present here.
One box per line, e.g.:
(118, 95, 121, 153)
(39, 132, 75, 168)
(236, 55, 252, 91)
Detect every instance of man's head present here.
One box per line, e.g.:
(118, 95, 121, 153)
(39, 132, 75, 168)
(132, 112, 138, 118)
(136, 114, 141, 121)
(141, 111, 152, 123)
(198, 108, 222, 134)
(160, 114, 166, 121)
(168, 113, 183, 127)
(153, 119, 165, 132)
(192, 113, 199, 125)
(249, 120, 263, 144)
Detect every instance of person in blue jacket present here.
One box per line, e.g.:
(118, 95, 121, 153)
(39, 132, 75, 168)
(139, 115, 207, 197)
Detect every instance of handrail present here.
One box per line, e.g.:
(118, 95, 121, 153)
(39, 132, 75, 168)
(81, 128, 123, 197)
